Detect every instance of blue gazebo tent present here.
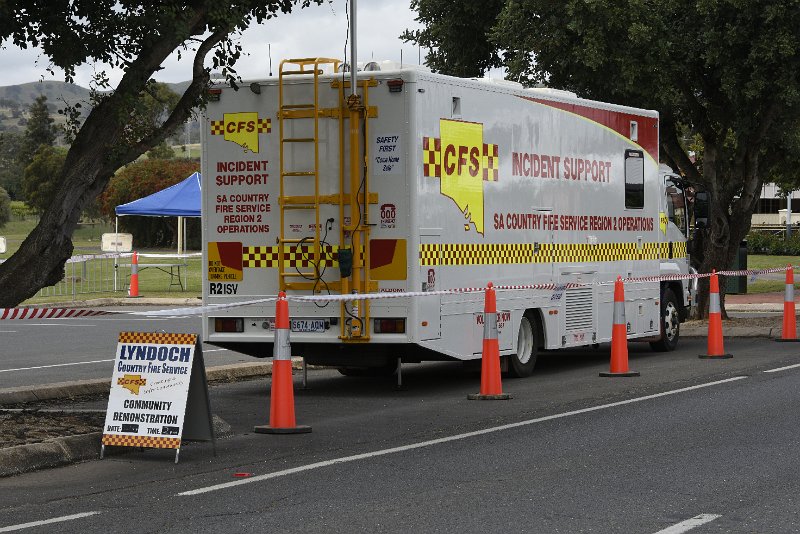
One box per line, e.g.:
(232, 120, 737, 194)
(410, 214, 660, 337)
(115, 172, 201, 254)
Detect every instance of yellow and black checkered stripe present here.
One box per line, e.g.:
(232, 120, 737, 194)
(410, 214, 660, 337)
(102, 434, 181, 449)
(242, 245, 363, 268)
(419, 241, 687, 266)
(482, 143, 499, 182)
(118, 332, 197, 345)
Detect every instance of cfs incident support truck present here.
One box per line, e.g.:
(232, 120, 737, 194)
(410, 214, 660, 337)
(201, 58, 691, 377)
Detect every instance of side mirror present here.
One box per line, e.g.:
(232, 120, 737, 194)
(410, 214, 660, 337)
(694, 191, 709, 229)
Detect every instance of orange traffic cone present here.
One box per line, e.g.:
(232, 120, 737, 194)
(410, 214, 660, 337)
(699, 270, 733, 359)
(600, 277, 640, 377)
(777, 265, 799, 342)
(254, 292, 311, 434)
(128, 251, 140, 298)
(468, 282, 511, 400)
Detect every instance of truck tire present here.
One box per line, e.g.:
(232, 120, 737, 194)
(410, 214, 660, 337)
(650, 288, 680, 352)
(506, 312, 538, 378)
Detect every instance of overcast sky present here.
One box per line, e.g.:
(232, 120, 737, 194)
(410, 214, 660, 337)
(0, 0, 425, 88)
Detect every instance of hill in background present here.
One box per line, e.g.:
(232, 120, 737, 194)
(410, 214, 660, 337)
(0, 80, 195, 141)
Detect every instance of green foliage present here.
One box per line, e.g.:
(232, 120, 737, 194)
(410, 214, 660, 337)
(101, 159, 200, 248)
(146, 142, 176, 160)
(0, 132, 24, 199)
(19, 95, 57, 165)
(401, 0, 505, 77)
(0, 186, 10, 228)
(746, 231, 800, 256)
(21, 145, 67, 213)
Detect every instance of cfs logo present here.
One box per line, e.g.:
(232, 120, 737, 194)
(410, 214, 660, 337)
(422, 119, 499, 234)
(117, 374, 146, 395)
(210, 112, 272, 153)
(380, 203, 396, 228)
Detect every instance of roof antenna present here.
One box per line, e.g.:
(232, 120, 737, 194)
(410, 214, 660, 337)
(268, 43, 273, 77)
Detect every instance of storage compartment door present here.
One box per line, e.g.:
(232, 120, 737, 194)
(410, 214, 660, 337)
(418, 234, 441, 340)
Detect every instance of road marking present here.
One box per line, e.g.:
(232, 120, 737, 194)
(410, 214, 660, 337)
(178, 376, 747, 496)
(653, 513, 721, 533)
(0, 330, 17, 333)
(203, 348, 227, 353)
(0, 511, 101, 532)
(764, 363, 800, 373)
(0, 359, 113, 373)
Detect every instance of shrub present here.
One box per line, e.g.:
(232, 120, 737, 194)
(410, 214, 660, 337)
(747, 231, 800, 255)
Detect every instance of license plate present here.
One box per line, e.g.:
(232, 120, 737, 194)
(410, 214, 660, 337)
(290, 319, 326, 333)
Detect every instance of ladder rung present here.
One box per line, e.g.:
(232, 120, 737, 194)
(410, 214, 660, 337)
(281, 104, 315, 110)
(279, 238, 319, 244)
(282, 171, 316, 177)
(282, 69, 323, 76)
(283, 205, 317, 210)
(282, 138, 315, 143)
(282, 272, 319, 278)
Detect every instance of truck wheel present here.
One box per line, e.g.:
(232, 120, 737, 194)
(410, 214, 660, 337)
(506, 313, 538, 378)
(650, 288, 680, 352)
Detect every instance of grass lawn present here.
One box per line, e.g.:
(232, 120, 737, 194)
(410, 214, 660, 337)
(732, 254, 796, 294)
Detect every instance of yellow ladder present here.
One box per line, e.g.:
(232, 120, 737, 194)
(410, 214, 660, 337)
(277, 58, 340, 294)
(277, 58, 379, 340)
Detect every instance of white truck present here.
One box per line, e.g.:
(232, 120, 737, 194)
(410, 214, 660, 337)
(201, 58, 690, 377)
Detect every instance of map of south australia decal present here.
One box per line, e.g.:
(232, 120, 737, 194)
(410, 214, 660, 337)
(422, 119, 499, 234)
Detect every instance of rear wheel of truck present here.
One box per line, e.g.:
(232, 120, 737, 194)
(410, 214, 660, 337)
(650, 288, 680, 352)
(505, 312, 539, 378)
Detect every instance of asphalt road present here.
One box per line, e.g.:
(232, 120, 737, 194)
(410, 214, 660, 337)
(0, 307, 253, 388)
(3, 337, 800, 533)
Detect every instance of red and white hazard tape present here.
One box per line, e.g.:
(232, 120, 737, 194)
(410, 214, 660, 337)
(0, 266, 793, 319)
(0, 308, 116, 320)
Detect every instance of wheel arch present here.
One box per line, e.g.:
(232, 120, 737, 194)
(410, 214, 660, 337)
(662, 281, 686, 321)
(524, 308, 546, 349)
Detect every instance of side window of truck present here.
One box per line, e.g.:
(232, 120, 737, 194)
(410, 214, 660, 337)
(666, 182, 688, 237)
(624, 149, 644, 209)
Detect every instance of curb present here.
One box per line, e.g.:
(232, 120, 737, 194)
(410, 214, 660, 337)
(0, 360, 305, 406)
(0, 432, 102, 477)
(21, 297, 203, 308)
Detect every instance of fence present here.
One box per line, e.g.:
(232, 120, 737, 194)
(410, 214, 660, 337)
(37, 253, 132, 299)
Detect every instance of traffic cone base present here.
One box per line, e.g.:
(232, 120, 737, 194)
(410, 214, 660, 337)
(254, 424, 312, 434)
(599, 370, 641, 377)
(775, 339, 800, 343)
(698, 353, 733, 359)
(467, 393, 512, 400)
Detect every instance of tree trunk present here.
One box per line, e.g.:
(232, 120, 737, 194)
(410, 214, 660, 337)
(0, 22, 225, 307)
